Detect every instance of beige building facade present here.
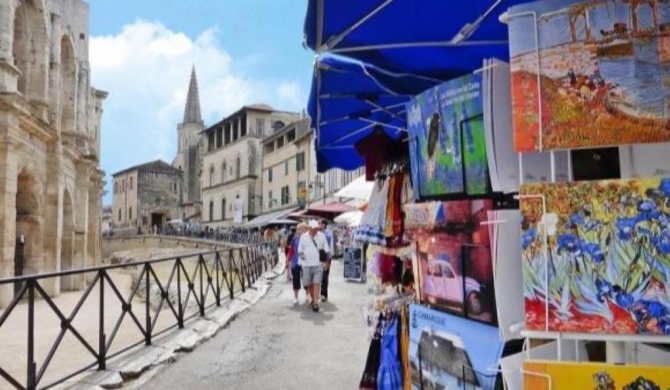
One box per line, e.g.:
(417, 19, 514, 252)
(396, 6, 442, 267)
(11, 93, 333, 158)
(111, 160, 180, 233)
(201, 105, 300, 228)
(0, 0, 106, 306)
(261, 118, 312, 214)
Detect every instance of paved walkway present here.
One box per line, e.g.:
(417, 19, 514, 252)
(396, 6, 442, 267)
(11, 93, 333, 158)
(141, 261, 369, 390)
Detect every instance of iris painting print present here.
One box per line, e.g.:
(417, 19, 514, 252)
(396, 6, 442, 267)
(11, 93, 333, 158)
(508, 0, 670, 152)
(407, 74, 487, 198)
(521, 177, 670, 335)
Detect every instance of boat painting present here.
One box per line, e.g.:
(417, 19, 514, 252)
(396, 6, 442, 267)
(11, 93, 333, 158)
(508, 0, 670, 152)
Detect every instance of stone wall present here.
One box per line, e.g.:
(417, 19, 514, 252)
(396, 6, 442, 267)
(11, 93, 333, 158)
(101, 235, 232, 261)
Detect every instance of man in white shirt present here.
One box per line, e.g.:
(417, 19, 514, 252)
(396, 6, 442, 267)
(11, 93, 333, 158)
(298, 220, 330, 312)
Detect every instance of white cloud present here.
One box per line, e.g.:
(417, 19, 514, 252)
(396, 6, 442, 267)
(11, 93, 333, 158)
(90, 20, 307, 201)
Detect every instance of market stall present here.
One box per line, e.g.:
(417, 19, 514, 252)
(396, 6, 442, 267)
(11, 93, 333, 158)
(303, 1, 670, 389)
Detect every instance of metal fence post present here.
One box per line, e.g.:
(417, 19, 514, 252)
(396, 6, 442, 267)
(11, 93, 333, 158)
(199, 255, 205, 317)
(99, 270, 106, 370)
(145, 264, 152, 346)
(177, 258, 184, 328)
(215, 251, 221, 306)
(27, 280, 36, 390)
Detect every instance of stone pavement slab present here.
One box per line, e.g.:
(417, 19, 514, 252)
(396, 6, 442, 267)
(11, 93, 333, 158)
(139, 261, 368, 390)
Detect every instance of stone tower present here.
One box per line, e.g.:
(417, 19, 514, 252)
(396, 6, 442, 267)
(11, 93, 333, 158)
(173, 67, 205, 220)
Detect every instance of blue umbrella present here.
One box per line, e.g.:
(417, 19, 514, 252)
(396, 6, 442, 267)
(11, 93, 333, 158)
(309, 54, 436, 172)
(303, 0, 530, 79)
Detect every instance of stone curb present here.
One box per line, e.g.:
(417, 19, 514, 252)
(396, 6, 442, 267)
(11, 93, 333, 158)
(59, 256, 286, 390)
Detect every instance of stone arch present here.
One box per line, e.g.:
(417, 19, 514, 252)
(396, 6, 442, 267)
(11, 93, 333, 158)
(15, 167, 43, 282)
(59, 33, 77, 134)
(12, 0, 49, 100)
(60, 188, 75, 290)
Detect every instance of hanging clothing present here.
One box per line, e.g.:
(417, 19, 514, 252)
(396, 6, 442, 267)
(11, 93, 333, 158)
(354, 130, 398, 181)
(359, 316, 383, 390)
(355, 178, 389, 246)
(378, 314, 403, 390)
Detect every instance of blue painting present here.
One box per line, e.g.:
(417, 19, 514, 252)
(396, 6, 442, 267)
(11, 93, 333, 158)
(407, 74, 485, 198)
(409, 305, 503, 390)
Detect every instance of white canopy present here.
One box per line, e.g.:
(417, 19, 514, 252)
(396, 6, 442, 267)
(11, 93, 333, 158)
(334, 210, 364, 227)
(334, 175, 374, 201)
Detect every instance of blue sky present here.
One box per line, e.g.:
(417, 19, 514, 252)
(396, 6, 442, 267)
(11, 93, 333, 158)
(89, 0, 312, 204)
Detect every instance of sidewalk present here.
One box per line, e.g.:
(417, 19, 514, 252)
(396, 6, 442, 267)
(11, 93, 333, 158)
(140, 261, 369, 390)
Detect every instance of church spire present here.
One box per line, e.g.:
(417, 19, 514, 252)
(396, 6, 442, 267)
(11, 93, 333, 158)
(183, 65, 203, 124)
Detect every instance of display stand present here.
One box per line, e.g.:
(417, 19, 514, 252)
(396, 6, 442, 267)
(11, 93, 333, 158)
(343, 246, 364, 282)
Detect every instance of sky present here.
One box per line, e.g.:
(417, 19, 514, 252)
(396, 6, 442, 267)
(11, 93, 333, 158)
(88, 0, 313, 204)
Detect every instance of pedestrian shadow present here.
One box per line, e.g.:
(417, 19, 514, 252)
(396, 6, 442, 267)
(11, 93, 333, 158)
(287, 303, 337, 326)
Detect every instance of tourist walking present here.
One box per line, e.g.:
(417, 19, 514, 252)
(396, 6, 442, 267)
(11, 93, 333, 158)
(298, 220, 330, 312)
(286, 224, 305, 304)
(320, 220, 333, 302)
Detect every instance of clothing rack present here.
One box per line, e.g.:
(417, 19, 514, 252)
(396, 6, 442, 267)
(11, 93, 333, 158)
(375, 156, 409, 180)
(374, 293, 415, 312)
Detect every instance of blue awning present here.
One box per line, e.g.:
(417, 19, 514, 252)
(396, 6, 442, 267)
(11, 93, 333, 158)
(309, 55, 436, 172)
(303, 0, 529, 80)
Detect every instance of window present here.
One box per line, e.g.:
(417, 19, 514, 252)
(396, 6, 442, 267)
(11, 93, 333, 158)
(256, 119, 265, 136)
(114, 182, 118, 194)
(287, 130, 296, 142)
(233, 120, 239, 141)
(285, 161, 289, 176)
(281, 186, 290, 205)
(209, 201, 214, 221)
(216, 128, 223, 148)
(277, 137, 285, 148)
(296, 152, 306, 172)
(221, 161, 227, 183)
(241, 116, 247, 137)
(118, 209, 121, 221)
(142, 216, 148, 225)
(208, 132, 215, 152)
(221, 198, 226, 220)
(130, 177, 133, 190)
(209, 165, 215, 187)
(122, 179, 125, 192)
(268, 168, 273, 183)
(268, 191, 273, 209)
(129, 207, 133, 220)
(224, 124, 231, 144)
(236, 156, 241, 179)
(272, 121, 285, 132)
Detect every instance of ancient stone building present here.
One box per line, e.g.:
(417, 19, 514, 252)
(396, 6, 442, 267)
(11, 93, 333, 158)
(0, 0, 106, 307)
(201, 105, 300, 228)
(172, 67, 204, 222)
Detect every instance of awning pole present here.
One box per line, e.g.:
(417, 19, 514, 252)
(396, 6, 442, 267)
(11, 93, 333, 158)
(330, 40, 508, 54)
(319, 0, 396, 52)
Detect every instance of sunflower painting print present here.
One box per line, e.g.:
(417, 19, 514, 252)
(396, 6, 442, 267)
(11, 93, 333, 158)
(521, 176, 670, 335)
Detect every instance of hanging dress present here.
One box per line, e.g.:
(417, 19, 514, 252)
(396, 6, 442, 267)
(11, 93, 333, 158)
(377, 314, 403, 390)
(356, 178, 389, 246)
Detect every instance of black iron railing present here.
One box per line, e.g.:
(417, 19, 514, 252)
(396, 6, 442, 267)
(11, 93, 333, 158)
(0, 241, 279, 390)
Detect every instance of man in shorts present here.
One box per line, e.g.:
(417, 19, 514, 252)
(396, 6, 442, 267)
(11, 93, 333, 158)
(298, 220, 330, 312)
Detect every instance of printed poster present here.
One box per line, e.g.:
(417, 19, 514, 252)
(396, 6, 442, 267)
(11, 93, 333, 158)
(409, 200, 496, 324)
(509, 0, 670, 152)
(524, 360, 670, 390)
(409, 305, 503, 390)
(521, 176, 670, 335)
(407, 74, 489, 198)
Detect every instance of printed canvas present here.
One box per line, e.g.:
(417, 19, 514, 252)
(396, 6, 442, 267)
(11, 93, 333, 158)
(524, 360, 670, 390)
(409, 305, 503, 390)
(509, 0, 670, 152)
(410, 200, 496, 324)
(407, 74, 488, 198)
(521, 177, 670, 335)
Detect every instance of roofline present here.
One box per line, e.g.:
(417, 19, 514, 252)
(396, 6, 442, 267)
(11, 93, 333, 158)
(112, 159, 181, 177)
(261, 118, 311, 145)
(201, 105, 301, 134)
